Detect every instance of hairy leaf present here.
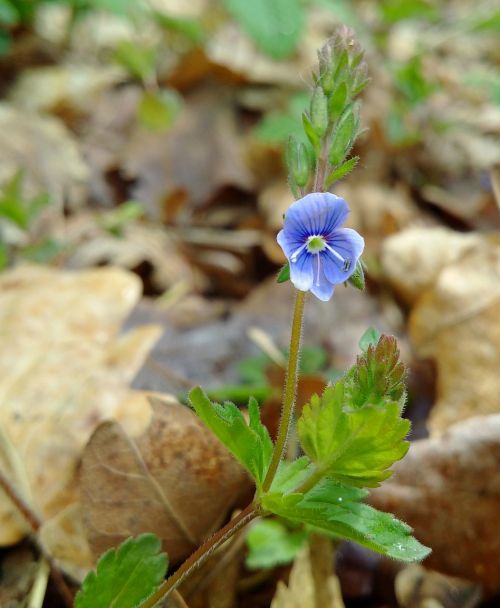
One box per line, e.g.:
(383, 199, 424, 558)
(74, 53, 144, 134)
(298, 385, 409, 487)
(297, 335, 410, 487)
(189, 387, 273, 490)
(75, 533, 167, 608)
(262, 480, 430, 562)
(246, 519, 308, 569)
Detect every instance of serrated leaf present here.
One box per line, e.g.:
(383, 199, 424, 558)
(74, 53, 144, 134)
(297, 335, 410, 487)
(262, 480, 430, 562)
(223, 0, 304, 59)
(277, 263, 290, 283)
(246, 519, 308, 569)
(325, 156, 359, 187)
(75, 533, 168, 608)
(189, 387, 273, 490)
(298, 387, 410, 487)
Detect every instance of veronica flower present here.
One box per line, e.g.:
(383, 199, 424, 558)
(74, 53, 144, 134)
(277, 192, 364, 301)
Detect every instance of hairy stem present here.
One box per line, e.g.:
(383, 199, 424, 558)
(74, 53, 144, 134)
(139, 504, 258, 608)
(262, 290, 306, 492)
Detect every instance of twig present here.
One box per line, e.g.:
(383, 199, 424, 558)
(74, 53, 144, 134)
(0, 470, 74, 607)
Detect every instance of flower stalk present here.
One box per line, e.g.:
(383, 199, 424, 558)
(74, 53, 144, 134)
(139, 504, 259, 607)
(262, 289, 306, 492)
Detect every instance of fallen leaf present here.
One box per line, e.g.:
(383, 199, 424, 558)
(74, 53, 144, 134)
(80, 396, 250, 564)
(8, 65, 124, 115)
(411, 236, 500, 432)
(369, 415, 500, 595)
(64, 214, 195, 293)
(0, 265, 162, 545)
(381, 228, 482, 305)
(121, 85, 254, 218)
(382, 228, 500, 433)
(271, 541, 344, 608)
(39, 503, 94, 583)
(395, 564, 482, 608)
(0, 103, 88, 209)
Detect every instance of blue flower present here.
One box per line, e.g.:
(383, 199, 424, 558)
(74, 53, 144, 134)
(277, 192, 364, 301)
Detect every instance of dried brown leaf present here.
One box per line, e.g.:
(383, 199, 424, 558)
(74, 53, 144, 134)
(271, 542, 344, 608)
(0, 265, 162, 545)
(80, 397, 250, 564)
(369, 415, 500, 594)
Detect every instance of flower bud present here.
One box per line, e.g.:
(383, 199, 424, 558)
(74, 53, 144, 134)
(310, 87, 328, 137)
(287, 137, 310, 188)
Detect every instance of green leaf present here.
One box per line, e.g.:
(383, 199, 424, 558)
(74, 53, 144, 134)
(302, 112, 320, 153)
(297, 335, 409, 487)
(310, 87, 328, 136)
(287, 137, 310, 188)
(298, 388, 410, 487)
(189, 387, 273, 490)
(100, 200, 144, 237)
(0, 241, 8, 270)
(346, 255, 365, 289)
(223, 0, 304, 59)
(153, 11, 205, 44)
(328, 104, 358, 166)
(325, 156, 359, 187)
(0, 0, 18, 26)
(270, 456, 314, 495)
(262, 479, 430, 562)
(21, 239, 65, 264)
(277, 262, 290, 283)
(0, 170, 50, 230)
(246, 519, 308, 569)
(358, 327, 381, 352)
(137, 90, 181, 132)
(328, 81, 348, 118)
(114, 40, 157, 82)
(75, 533, 168, 608)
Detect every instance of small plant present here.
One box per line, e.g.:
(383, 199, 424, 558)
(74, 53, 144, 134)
(76, 26, 430, 608)
(0, 169, 62, 268)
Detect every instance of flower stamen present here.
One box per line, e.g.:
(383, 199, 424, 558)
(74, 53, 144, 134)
(290, 243, 307, 262)
(325, 243, 351, 271)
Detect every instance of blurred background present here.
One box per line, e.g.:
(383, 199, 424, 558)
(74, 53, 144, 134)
(0, 0, 499, 607)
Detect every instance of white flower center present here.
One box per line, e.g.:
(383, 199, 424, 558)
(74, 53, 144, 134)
(306, 235, 326, 253)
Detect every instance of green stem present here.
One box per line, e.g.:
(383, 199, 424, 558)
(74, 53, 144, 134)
(138, 504, 258, 608)
(262, 290, 306, 493)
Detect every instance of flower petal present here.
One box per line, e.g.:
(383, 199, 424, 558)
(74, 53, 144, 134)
(324, 228, 365, 284)
(277, 228, 304, 259)
(284, 193, 350, 238)
(310, 259, 336, 301)
(289, 251, 314, 291)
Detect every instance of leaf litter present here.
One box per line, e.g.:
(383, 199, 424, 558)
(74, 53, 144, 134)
(0, 0, 499, 606)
